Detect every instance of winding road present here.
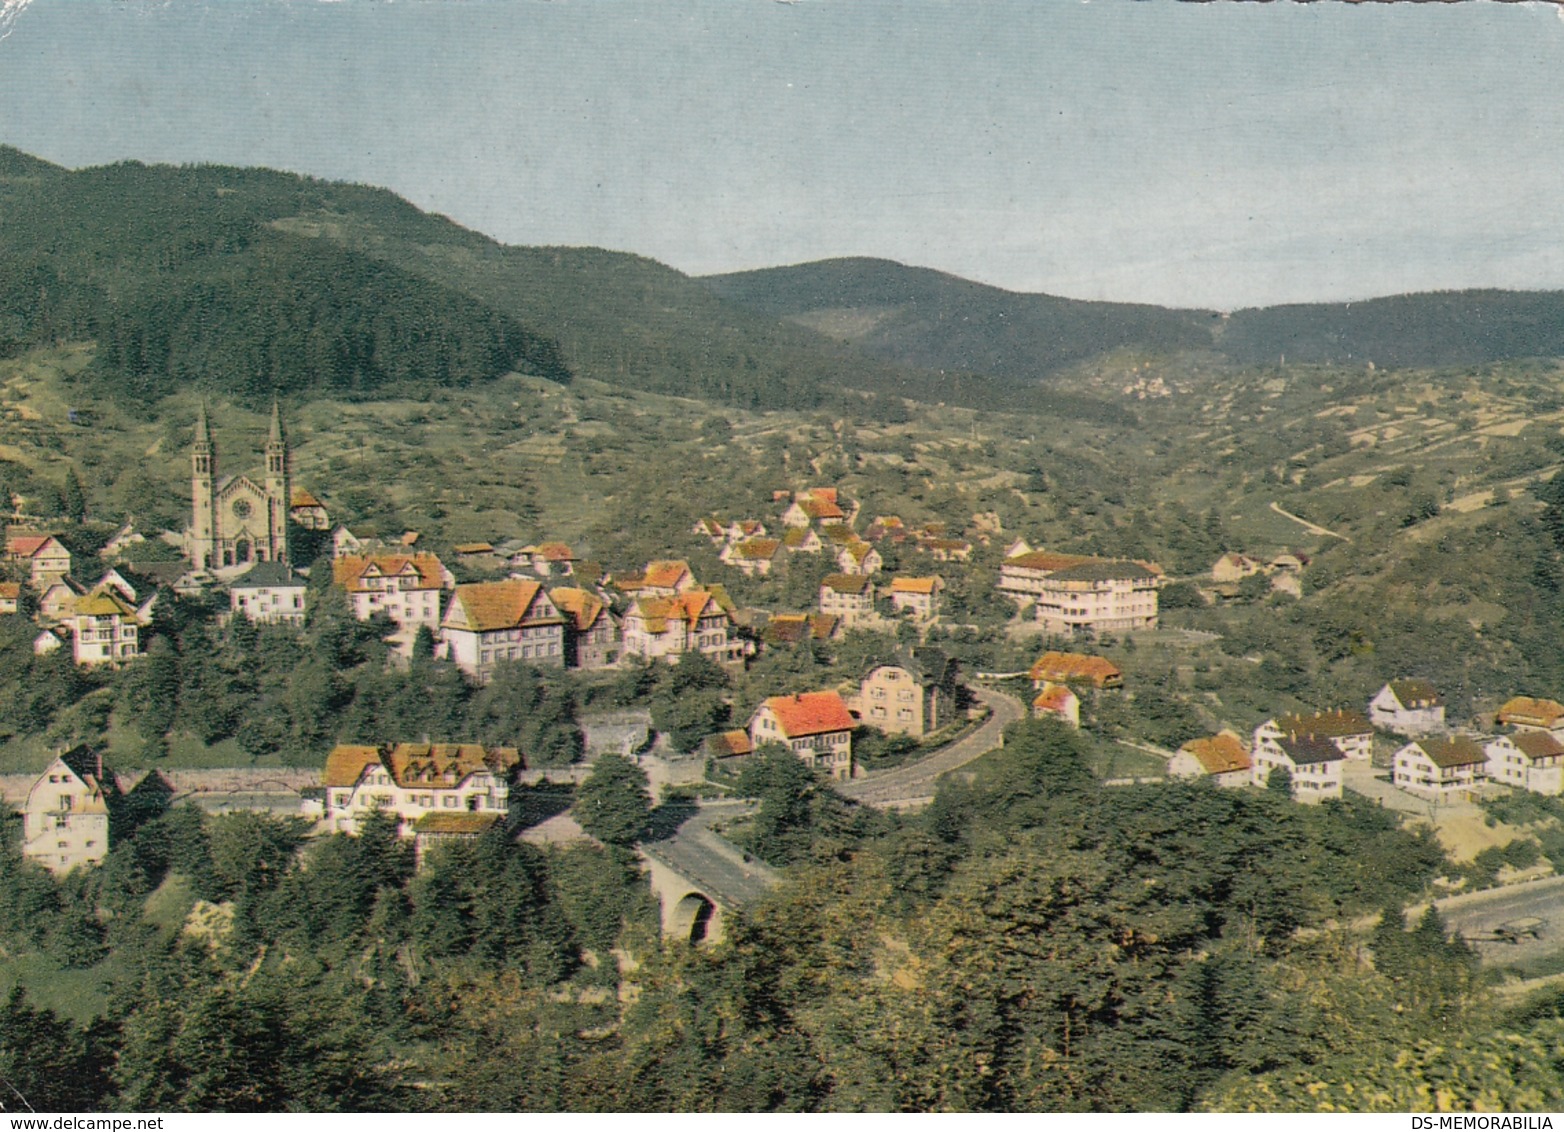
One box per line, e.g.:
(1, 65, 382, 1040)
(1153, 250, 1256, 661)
(838, 685, 1026, 808)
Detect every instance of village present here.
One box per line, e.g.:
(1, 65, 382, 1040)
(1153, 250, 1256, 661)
(5, 405, 1564, 895)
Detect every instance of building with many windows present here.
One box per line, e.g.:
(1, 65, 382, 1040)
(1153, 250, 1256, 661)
(318, 742, 522, 837)
(748, 691, 856, 780)
(440, 580, 566, 680)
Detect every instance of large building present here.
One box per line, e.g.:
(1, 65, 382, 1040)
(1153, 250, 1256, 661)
(1032, 560, 1162, 635)
(319, 742, 522, 837)
(188, 403, 292, 571)
(440, 579, 567, 680)
(333, 552, 451, 633)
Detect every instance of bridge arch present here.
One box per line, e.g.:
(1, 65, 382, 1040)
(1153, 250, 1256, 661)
(671, 892, 718, 944)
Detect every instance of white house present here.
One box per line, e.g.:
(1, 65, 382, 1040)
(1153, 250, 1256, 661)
(1251, 732, 1344, 802)
(1169, 731, 1252, 787)
(889, 576, 943, 621)
(318, 742, 521, 837)
(440, 579, 566, 680)
(748, 691, 856, 780)
(1032, 682, 1080, 728)
(819, 573, 875, 625)
(1484, 731, 1564, 796)
(1255, 709, 1374, 762)
(1368, 680, 1446, 737)
(21, 746, 120, 873)
(1033, 560, 1162, 635)
(333, 552, 451, 634)
(69, 591, 141, 667)
(229, 561, 308, 625)
(1392, 736, 1487, 803)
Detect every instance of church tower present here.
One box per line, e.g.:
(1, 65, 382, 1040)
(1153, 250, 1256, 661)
(264, 400, 291, 567)
(191, 402, 218, 571)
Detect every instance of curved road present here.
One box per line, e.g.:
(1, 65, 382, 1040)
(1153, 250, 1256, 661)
(839, 685, 1026, 807)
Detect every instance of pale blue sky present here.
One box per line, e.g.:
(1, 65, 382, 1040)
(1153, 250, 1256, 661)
(2, 0, 1562, 308)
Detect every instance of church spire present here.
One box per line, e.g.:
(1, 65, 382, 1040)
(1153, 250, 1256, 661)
(195, 400, 211, 447)
(268, 398, 285, 446)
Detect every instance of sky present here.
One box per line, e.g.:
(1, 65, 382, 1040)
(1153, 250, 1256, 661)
(1, 0, 1563, 309)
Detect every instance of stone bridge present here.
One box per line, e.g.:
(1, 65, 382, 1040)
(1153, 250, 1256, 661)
(639, 802, 779, 945)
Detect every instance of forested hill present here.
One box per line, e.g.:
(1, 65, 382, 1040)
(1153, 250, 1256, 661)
(0, 155, 570, 404)
(703, 257, 1564, 380)
(0, 150, 1131, 421)
(703, 257, 1219, 380)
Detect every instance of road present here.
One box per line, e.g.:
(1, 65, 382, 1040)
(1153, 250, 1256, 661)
(641, 800, 780, 909)
(1433, 876, 1564, 966)
(1270, 500, 1351, 542)
(838, 685, 1026, 808)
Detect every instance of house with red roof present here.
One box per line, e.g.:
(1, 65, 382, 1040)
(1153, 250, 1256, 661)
(441, 579, 566, 680)
(550, 586, 620, 670)
(333, 552, 452, 635)
(748, 690, 856, 780)
(1169, 731, 1251, 787)
(1032, 683, 1081, 729)
(621, 589, 746, 665)
(318, 741, 521, 838)
(889, 576, 943, 621)
(6, 532, 71, 586)
(616, 559, 697, 597)
(1028, 651, 1123, 690)
(288, 487, 330, 531)
(0, 581, 19, 615)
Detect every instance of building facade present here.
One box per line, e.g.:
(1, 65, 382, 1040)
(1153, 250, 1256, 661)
(441, 580, 566, 680)
(748, 691, 856, 780)
(22, 746, 121, 873)
(188, 403, 292, 571)
(319, 742, 521, 837)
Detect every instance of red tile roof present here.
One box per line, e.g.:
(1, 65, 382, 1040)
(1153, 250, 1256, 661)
(6, 534, 58, 559)
(761, 691, 856, 738)
(1028, 651, 1122, 688)
(891, 576, 940, 594)
(1179, 732, 1251, 776)
(323, 742, 522, 789)
(549, 587, 607, 632)
(1498, 696, 1564, 729)
(290, 488, 322, 509)
(708, 730, 755, 758)
(445, 580, 559, 633)
(333, 553, 446, 593)
(1033, 683, 1077, 714)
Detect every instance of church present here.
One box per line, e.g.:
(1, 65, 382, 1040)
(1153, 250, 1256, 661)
(187, 403, 292, 571)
